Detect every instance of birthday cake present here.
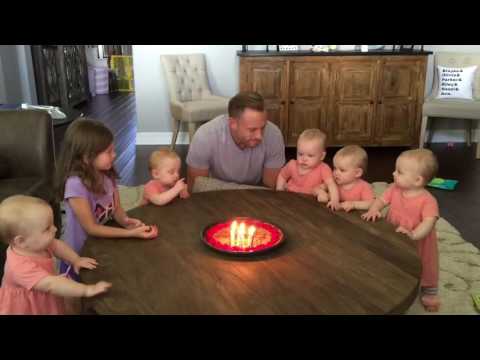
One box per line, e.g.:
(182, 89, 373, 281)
(212, 225, 272, 248)
(203, 217, 284, 254)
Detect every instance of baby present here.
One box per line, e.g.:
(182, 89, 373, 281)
(276, 128, 340, 210)
(362, 149, 441, 312)
(0, 195, 111, 315)
(142, 149, 190, 206)
(332, 145, 374, 212)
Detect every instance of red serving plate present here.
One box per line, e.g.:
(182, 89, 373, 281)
(202, 217, 285, 255)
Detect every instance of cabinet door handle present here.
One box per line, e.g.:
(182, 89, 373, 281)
(378, 101, 383, 105)
(370, 100, 374, 105)
(281, 101, 286, 105)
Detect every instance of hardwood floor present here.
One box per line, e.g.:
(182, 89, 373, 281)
(78, 93, 480, 249)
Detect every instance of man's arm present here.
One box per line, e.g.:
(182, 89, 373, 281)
(187, 166, 209, 193)
(263, 168, 281, 189)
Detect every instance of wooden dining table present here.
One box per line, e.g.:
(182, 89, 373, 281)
(80, 189, 421, 315)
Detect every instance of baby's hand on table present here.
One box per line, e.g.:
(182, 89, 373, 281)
(179, 188, 190, 199)
(85, 281, 112, 297)
(326, 200, 341, 211)
(361, 210, 382, 222)
(396, 226, 413, 239)
(341, 201, 355, 212)
(73, 257, 98, 274)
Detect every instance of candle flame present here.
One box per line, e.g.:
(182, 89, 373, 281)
(229, 220, 257, 249)
(248, 225, 256, 247)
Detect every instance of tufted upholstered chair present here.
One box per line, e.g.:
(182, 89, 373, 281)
(161, 54, 230, 149)
(420, 52, 480, 159)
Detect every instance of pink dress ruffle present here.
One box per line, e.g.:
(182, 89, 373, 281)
(0, 286, 65, 315)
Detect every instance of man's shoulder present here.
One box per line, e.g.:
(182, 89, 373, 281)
(263, 121, 284, 145)
(265, 121, 282, 136)
(196, 114, 228, 137)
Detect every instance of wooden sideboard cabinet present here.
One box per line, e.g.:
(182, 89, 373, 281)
(239, 50, 431, 147)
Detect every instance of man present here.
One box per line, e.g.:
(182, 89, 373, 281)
(186, 91, 285, 192)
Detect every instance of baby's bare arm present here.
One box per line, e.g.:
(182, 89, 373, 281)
(361, 198, 386, 221)
(276, 174, 287, 191)
(34, 275, 111, 298)
(406, 217, 438, 241)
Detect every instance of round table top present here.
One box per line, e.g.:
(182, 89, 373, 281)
(80, 190, 421, 315)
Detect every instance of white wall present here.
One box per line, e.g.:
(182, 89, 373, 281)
(133, 45, 245, 134)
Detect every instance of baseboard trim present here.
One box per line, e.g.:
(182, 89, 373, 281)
(428, 129, 479, 143)
(136, 132, 190, 145)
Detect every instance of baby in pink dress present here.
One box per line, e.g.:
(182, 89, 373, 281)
(332, 145, 374, 212)
(142, 149, 190, 206)
(276, 129, 340, 210)
(362, 149, 441, 312)
(0, 195, 111, 315)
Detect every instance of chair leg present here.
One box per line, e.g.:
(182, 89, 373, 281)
(466, 119, 472, 147)
(419, 115, 429, 148)
(170, 118, 180, 150)
(188, 122, 197, 143)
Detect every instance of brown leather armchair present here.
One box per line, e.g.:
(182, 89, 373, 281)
(0, 110, 61, 278)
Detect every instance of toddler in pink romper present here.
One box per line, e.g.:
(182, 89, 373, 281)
(278, 160, 333, 195)
(142, 149, 189, 206)
(0, 245, 65, 315)
(362, 149, 440, 311)
(277, 129, 340, 209)
(0, 195, 111, 315)
(381, 184, 439, 299)
(333, 145, 374, 212)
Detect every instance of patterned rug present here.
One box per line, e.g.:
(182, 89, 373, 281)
(118, 183, 480, 315)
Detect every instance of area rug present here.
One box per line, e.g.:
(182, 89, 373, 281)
(116, 183, 480, 315)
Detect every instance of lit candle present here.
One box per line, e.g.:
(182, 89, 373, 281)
(230, 220, 237, 247)
(247, 225, 256, 248)
(238, 222, 246, 248)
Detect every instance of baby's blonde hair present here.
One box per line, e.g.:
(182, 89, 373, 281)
(398, 149, 438, 185)
(148, 149, 180, 172)
(298, 128, 327, 149)
(334, 145, 368, 174)
(0, 195, 50, 244)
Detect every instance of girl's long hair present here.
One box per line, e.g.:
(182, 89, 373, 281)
(55, 118, 119, 201)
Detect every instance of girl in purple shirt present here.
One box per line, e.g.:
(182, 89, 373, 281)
(56, 119, 158, 279)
